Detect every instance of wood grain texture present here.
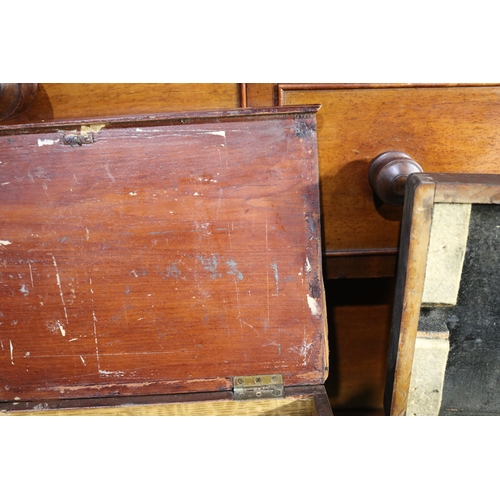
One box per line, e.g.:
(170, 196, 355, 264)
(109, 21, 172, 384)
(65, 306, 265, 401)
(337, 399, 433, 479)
(0, 107, 327, 402)
(0, 385, 331, 416)
(385, 174, 436, 415)
(0, 84, 39, 121)
(280, 86, 500, 254)
(277, 83, 495, 104)
(1, 396, 316, 416)
(245, 84, 277, 107)
(1, 84, 243, 125)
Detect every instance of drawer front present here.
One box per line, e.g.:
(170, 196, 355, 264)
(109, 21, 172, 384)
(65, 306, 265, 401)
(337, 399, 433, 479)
(280, 85, 500, 253)
(2, 83, 243, 124)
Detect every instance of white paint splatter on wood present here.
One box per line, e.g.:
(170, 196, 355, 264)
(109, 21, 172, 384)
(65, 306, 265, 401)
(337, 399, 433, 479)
(0, 240, 12, 247)
(92, 309, 100, 370)
(240, 320, 258, 333)
(206, 131, 226, 138)
(52, 256, 68, 322)
(58, 322, 66, 337)
(9, 340, 13, 365)
(37, 139, 59, 147)
(300, 336, 314, 366)
(305, 257, 312, 273)
(28, 262, 34, 287)
(89, 275, 101, 370)
(99, 370, 125, 377)
(104, 165, 116, 182)
(271, 261, 279, 294)
(307, 294, 320, 317)
(80, 355, 86, 366)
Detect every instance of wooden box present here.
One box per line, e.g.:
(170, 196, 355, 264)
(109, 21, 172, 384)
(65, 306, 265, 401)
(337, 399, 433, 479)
(0, 106, 331, 416)
(385, 173, 500, 416)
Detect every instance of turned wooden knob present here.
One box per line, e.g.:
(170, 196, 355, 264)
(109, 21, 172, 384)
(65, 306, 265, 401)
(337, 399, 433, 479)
(368, 151, 423, 206)
(0, 83, 39, 122)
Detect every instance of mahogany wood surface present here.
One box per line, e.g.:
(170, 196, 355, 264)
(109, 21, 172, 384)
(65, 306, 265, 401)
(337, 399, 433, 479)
(280, 86, 500, 257)
(0, 83, 39, 122)
(0, 107, 327, 402)
(6, 83, 497, 414)
(0, 84, 242, 125)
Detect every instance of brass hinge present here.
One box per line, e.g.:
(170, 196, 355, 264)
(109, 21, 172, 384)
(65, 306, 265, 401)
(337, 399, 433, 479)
(232, 374, 284, 400)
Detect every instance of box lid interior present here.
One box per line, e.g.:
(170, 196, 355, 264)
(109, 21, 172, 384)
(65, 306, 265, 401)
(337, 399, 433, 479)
(0, 106, 327, 402)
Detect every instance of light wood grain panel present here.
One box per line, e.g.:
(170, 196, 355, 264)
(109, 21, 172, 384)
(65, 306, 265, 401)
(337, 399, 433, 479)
(1, 385, 332, 415)
(1, 396, 316, 416)
(3, 84, 242, 124)
(281, 86, 500, 252)
(245, 83, 276, 107)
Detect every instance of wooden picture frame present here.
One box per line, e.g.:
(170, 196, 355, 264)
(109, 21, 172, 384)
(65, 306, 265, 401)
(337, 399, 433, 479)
(385, 173, 500, 416)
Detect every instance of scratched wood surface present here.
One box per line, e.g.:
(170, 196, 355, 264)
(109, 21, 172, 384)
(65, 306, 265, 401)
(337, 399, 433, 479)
(0, 106, 327, 402)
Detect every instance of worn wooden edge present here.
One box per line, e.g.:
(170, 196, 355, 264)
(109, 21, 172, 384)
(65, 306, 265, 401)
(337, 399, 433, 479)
(0, 389, 231, 413)
(306, 171, 330, 380)
(384, 173, 436, 416)
(277, 83, 499, 104)
(239, 83, 247, 107)
(286, 385, 333, 416)
(429, 173, 500, 204)
(0, 384, 331, 416)
(325, 248, 398, 257)
(0, 105, 321, 135)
